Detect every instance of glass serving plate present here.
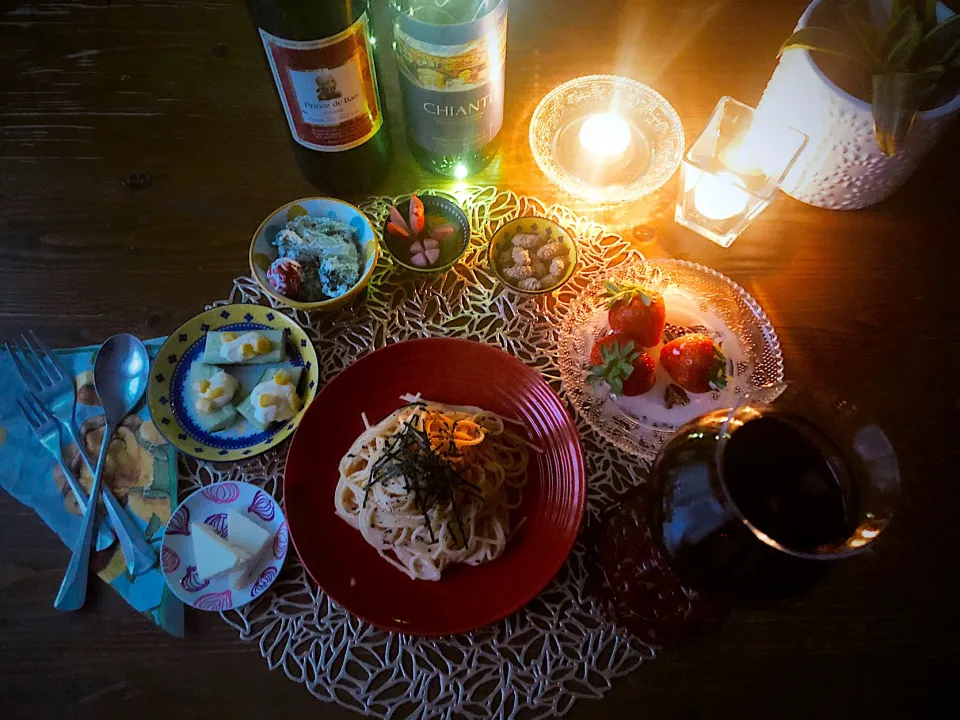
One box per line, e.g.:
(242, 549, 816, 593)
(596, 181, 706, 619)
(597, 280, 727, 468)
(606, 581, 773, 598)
(558, 259, 784, 458)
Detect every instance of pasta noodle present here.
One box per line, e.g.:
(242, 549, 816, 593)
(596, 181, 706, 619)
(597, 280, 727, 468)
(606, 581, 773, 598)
(334, 395, 530, 581)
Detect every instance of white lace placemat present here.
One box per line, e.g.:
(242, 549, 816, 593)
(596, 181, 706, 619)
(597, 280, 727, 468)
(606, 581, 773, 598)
(177, 186, 656, 719)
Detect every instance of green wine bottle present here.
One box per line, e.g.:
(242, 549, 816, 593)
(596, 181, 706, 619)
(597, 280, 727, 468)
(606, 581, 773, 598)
(391, 0, 508, 178)
(247, 0, 392, 193)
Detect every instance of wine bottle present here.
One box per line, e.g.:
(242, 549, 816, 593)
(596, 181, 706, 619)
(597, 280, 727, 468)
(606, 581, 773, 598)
(247, 0, 392, 193)
(391, 0, 508, 178)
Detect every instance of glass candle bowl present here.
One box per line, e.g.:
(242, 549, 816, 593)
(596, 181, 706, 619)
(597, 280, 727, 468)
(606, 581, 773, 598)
(675, 97, 808, 247)
(529, 75, 685, 204)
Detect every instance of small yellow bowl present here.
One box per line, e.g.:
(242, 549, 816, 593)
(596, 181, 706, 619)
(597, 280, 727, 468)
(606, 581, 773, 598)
(488, 217, 579, 295)
(249, 197, 380, 312)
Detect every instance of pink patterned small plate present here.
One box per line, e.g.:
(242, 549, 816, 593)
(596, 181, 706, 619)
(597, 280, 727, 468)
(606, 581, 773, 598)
(160, 481, 288, 612)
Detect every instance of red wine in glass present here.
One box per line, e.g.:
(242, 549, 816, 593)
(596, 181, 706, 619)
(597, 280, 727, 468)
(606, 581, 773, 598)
(599, 383, 900, 640)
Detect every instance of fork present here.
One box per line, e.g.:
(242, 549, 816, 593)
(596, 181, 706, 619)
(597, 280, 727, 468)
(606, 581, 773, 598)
(16, 392, 116, 553)
(4, 332, 157, 576)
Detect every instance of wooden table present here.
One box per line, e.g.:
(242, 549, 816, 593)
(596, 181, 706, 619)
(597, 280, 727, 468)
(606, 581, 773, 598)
(2, 0, 957, 717)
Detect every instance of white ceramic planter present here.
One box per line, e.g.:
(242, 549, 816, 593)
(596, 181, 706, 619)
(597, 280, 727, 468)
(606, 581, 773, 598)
(756, 0, 960, 210)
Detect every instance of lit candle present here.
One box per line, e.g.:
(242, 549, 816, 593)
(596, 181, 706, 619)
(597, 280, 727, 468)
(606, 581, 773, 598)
(578, 112, 632, 161)
(694, 171, 751, 221)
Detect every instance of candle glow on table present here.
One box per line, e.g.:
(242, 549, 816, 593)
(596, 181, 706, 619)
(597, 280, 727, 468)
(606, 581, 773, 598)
(694, 171, 751, 221)
(578, 113, 632, 160)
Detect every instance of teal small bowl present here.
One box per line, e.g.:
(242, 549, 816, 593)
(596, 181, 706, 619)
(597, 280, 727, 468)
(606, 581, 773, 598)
(381, 194, 471, 274)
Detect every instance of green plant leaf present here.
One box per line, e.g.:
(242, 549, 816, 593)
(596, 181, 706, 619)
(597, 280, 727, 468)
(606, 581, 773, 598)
(841, 0, 882, 67)
(892, 0, 938, 33)
(945, 38, 960, 67)
(779, 26, 872, 68)
(922, 0, 939, 35)
(888, 0, 906, 22)
(855, 19, 884, 67)
(884, 5, 922, 69)
(917, 14, 960, 67)
(918, 63, 945, 84)
(841, 0, 872, 27)
(872, 72, 926, 155)
(884, 3, 916, 45)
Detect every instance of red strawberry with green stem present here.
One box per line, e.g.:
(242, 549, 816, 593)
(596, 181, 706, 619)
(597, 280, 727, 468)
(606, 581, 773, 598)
(588, 335, 657, 397)
(605, 281, 666, 348)
(589, 332, 633, 366)
(659, 333, 728, 394)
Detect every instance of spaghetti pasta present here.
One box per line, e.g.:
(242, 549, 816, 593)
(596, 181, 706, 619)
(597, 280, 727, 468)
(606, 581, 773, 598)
(334, 395, 530, 581)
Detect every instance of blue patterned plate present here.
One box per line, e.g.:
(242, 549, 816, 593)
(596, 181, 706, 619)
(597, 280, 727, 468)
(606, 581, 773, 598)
(147, 304, 319, 461)
(160, 481, 288, 611)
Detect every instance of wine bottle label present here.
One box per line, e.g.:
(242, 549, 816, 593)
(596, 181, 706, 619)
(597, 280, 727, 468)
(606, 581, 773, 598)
(259, 13, 383, 152)
(394, 2, 507, 156)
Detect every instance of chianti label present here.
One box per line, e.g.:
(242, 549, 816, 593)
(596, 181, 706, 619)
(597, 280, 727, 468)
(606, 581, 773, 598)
(259, 13, 383, 152)
(394, 2, 508, 156)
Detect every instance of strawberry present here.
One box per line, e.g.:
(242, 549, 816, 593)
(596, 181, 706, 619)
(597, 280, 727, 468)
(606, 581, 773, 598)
(605, 281, 666, 347)
(588, 336, 657, 397)
(589, 332, 634, 366)
(659, 333, 728, 394)
(620, 352, 657, 396)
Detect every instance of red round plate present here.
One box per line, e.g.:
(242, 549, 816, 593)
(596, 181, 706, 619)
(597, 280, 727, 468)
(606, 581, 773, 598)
(283, 338, 586, 636)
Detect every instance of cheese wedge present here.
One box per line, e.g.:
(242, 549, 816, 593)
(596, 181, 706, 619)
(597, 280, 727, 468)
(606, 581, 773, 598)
(191, 522, 251, 581)
(227, 509, 273, 588)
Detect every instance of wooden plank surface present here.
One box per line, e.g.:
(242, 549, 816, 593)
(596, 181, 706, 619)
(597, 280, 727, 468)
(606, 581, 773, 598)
(1, 0, 958, 717)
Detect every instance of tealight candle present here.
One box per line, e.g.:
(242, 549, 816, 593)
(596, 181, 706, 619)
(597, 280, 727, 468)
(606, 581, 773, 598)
(578, 112, 632, 161)
(674, 97, 808, 247)
(694, 171, 751, 221)
(529, 75, 684, 203)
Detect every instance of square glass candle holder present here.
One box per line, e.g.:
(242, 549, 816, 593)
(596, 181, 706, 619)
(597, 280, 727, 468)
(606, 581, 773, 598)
(675, 97, 808, 248)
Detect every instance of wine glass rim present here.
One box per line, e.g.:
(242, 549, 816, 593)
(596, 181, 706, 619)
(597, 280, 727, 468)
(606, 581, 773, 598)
(713, 382, 897, 561)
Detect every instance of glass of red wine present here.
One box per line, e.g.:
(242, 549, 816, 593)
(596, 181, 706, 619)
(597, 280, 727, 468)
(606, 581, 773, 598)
(598, 383, 899, 644)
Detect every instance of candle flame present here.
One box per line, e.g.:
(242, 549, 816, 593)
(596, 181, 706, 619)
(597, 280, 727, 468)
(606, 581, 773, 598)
(579, 113, 632, 159)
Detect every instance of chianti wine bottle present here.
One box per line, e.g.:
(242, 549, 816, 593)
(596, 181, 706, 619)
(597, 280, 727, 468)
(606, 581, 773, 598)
(247, 0, 392, 193)
(391, 0, 508, 177)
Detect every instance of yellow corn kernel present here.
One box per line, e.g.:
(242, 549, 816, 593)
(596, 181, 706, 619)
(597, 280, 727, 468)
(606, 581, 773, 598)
(222, 332, 238, 343)
(207, 387, 224, 400)
(274, 370, 291, 386)
(290, 394, 301, 412)
(194, 379, 211, 394)
(255, 336, 272, 354)
(258, 393, 276, 408)
(195, 398, 213, 414)
(240, 343, 255, 358)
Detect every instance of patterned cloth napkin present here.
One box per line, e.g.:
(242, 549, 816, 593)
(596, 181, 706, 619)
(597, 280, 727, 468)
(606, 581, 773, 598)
(0, 339, 183, 636)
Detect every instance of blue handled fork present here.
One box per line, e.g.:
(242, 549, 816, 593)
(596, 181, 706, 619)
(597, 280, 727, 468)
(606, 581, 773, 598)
(16, 391, 116, 552)
(4, 332, 156, 577)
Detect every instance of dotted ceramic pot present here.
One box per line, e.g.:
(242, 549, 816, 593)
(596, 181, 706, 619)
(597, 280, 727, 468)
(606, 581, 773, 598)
(756, 0, 960, 210)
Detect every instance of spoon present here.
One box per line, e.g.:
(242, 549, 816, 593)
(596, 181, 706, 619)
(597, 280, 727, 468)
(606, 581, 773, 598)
(55, 334, 157, 611)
